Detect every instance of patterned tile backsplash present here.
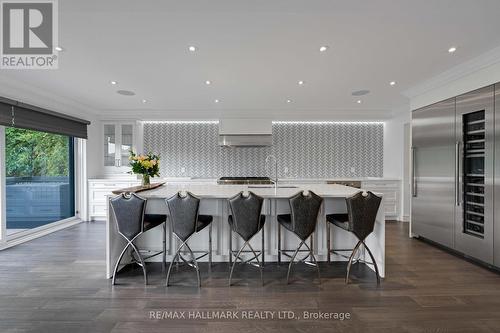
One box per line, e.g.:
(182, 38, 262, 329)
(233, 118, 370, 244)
(143, 122, 383, 178)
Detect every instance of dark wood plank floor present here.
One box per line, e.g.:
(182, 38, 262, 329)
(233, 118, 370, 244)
(1, 221, 500, 332)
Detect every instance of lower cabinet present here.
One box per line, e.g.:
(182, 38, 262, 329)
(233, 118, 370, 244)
(361, 180, 400, 220)
(88, 179, 140, 221)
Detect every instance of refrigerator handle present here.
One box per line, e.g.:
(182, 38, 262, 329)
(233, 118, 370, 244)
(411, 147, 417, 197)
(455, 141, 460, 206)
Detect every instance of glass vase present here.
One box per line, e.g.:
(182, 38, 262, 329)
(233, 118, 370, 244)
(142, 174, 151, 186)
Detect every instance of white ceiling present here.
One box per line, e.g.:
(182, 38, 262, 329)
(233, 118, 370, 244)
(3, 0, 500, 119)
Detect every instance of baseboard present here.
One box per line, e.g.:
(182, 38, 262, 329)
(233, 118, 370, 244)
(0, 218, 82, 250)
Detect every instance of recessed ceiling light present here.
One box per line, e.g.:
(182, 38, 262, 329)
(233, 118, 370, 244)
(390, 81, 396, 86)
(110, 81, 117, 85)
(319, 46, 329, 52)
(188, 46, 197, 52)
(54, 46, 63, 52)
(286, 99, 292, 103)
(448, 46, 457, 53)
(357, 100, 362, 104)
(298, 80, 304, 85)
(205, 80, 211, 85)
(141, 99, 147, 103)
(214, 99, 220, 103)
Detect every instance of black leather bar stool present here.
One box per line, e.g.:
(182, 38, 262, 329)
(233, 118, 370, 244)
(110, 193, 166, 285)
(227, 191, 266, 286)
(165, 191, 213, 287)
(326, 191, 382, 285)
(277, 190, 323, 284)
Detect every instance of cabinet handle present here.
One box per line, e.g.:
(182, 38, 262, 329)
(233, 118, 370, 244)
(455, 141, 461, 206)
(411, 147, 417, 197)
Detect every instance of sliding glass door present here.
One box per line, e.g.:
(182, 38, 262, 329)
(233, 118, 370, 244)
(4, 127, 75, 236)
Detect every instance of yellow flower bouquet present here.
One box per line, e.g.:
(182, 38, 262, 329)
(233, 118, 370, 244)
(128, 150, 160, 186)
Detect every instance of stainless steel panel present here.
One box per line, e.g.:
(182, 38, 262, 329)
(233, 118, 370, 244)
(455, 85, 494, 264)
(494, 84, 500, 267)
(411, 98, 456, 248)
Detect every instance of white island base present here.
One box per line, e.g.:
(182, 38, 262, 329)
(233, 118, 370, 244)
(105, 183, 385, 279)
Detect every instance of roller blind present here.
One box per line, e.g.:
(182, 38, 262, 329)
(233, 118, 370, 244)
(0, 97, 90, 138)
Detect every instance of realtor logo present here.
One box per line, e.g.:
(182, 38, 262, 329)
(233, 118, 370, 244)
(1, 0, 58, 69)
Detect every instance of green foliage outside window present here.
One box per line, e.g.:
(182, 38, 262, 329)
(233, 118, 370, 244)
(5, 127, 70, 177)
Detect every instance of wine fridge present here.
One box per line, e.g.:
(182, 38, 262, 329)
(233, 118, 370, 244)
(412, 85, 495, 266)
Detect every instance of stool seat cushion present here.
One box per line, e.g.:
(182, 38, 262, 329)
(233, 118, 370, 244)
(277, 214, 293, 232)
(326, 213, 351, 231)
(197, 215, 213, 232)
(143, 214, 166, 231)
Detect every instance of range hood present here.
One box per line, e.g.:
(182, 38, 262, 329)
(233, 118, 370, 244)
(218, 119, 273, 147)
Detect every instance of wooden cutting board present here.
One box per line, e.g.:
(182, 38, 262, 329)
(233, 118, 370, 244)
(112, 182, 166, 195)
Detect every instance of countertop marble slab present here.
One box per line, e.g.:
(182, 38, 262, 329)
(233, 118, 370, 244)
(135, 183, 375, 199)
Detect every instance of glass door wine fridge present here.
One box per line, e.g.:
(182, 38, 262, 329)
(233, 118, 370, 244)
(455, 85, 494, 264)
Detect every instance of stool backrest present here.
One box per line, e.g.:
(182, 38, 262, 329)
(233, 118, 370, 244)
(110, 193, 147, 241)
(346, 191, 382, 240)
(228, 191, 264, 241)
(166, 192, 200, 241)
(289, 190, 323, 240)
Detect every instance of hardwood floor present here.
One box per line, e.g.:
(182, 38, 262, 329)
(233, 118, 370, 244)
(1, 221, 500, 332)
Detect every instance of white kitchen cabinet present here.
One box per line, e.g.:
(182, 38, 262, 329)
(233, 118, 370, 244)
(361, 180, 400, 220)
(88, 179, 140, 221)
(103, 122, 136, 174)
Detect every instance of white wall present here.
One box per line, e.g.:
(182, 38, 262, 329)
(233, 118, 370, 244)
(383, 106, 411, 221)
(85, 117, 102, 178)
(384, 109, 409, 178)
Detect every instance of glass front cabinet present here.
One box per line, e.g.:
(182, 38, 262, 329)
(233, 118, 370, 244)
(102, 122, 135, 174)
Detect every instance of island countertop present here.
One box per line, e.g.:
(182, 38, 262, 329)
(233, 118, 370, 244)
(106, 182, 386, 279)
(131, 183, 377, 199)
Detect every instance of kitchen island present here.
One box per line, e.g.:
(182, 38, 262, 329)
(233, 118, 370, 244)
(106, 183, 385, 278)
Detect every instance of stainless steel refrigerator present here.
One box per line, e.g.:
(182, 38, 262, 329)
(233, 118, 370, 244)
(412, 85, 495, 266)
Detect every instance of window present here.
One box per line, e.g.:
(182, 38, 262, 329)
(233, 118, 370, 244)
(5, 127, 75, 236)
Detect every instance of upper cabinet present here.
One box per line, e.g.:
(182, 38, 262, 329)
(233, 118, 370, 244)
(102, 122, 136, 174)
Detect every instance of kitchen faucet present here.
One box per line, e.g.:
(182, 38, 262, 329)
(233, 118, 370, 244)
(265, 154, 278, 189)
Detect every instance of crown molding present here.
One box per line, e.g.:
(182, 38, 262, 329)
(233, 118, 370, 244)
(402, 45, 500, 99)
(0, 75, 99, 120)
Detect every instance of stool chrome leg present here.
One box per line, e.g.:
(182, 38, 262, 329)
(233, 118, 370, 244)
(112, 243, 130, 285)
(247, 242, 264, 286)
(112, 233, 146, 285)
(229, 229, 232, 266)
(129, 241, 148, 285)
(303, 240, 321, 284)
(277, 224, 281, 265)
(310, 235, 314, 261)
(229, 241, 247, 286)
(326, 221, 331, 263)
(166, 235, 201, 287)
(228, 240, 263, 286)
(286, 240, 305, 284)
(209, 223, 213, 267)
(162, 222, 167, 272)
(346, 240, 363, 284)
(362, 240, 381, 285)
(261, 224, 265, 267)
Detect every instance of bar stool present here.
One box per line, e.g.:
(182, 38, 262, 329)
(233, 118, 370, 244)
(165, 191, 213, 287)
(277, 190, 323, 284)
(110, 193, 167, 285)
(326, 191, 382, 285)
(227, 191, 266, 286)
